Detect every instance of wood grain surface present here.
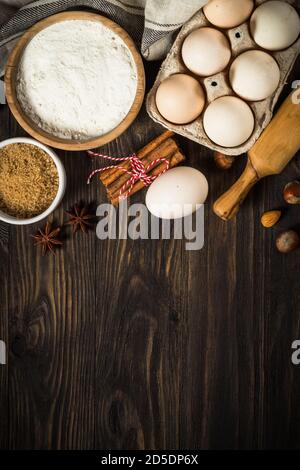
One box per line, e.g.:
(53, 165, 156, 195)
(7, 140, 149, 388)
(0, 57, 300, 450)
(214, 93, 300, 220)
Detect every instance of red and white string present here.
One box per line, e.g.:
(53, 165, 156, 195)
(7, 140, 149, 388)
(87, 150, 170, 201)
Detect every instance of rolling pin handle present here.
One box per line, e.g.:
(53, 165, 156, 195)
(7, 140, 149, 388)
(213, 159, 260, 221)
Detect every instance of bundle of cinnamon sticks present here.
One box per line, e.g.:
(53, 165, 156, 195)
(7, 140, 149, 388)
(99, 131, 185, 205)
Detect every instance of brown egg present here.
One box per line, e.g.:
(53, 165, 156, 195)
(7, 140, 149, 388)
(204, 0, 254, 28)
(155, 74, 205, 124)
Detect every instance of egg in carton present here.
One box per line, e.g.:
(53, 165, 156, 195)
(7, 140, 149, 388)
(146, 0, 300, 156)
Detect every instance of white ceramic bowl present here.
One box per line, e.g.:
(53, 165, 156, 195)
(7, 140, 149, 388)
(0, 137, 66, 225)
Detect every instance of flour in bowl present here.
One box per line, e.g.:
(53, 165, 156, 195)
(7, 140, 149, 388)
(17, 20, 138, 140)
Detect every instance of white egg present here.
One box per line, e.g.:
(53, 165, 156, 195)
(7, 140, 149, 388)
(182, 27, 231, 76)
(203, 96, 254, 147)
(146, 167, 209, 220)
(229, 50, 280, 101)
(250, 1, 300, 51)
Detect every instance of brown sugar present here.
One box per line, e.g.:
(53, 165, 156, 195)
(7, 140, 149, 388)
(0, 143, 59, 219)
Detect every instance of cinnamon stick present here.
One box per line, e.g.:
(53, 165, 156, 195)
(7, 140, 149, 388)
(105, 138, 178, 197)
(100, 130, 174, 185)
(110, 151, 185, 206)
(97, 131, 185, 205)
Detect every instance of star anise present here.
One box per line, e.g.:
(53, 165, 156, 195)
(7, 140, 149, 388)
(32, 222, 62, 255)
(65, 204, 96, 234)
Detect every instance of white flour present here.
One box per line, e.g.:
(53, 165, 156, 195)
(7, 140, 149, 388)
(17, 20, 138, 140)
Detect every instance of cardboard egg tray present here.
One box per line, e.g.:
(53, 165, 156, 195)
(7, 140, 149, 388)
(146, 0, 300, 155)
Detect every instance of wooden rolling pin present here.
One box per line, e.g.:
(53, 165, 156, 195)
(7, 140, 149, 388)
(213, 92, 300, 220)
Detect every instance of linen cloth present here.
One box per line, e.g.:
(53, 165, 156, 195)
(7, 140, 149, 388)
(0, 0, 208, 77)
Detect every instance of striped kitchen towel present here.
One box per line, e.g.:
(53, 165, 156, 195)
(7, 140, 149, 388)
(0, 0, 208, 76)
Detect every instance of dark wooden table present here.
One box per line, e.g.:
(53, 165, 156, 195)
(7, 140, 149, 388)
(0, 58, 300, 451)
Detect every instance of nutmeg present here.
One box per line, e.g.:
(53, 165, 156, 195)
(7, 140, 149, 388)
(213, 152, 234, 170)
(276, 230, 300, 253)
(283, 181, 300, 204)
(261, 210, 281, 228)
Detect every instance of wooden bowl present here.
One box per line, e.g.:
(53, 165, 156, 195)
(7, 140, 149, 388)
(5, 11, 146, 151)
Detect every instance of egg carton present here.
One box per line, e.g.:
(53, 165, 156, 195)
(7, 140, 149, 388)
(146, 0, 300, 156)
